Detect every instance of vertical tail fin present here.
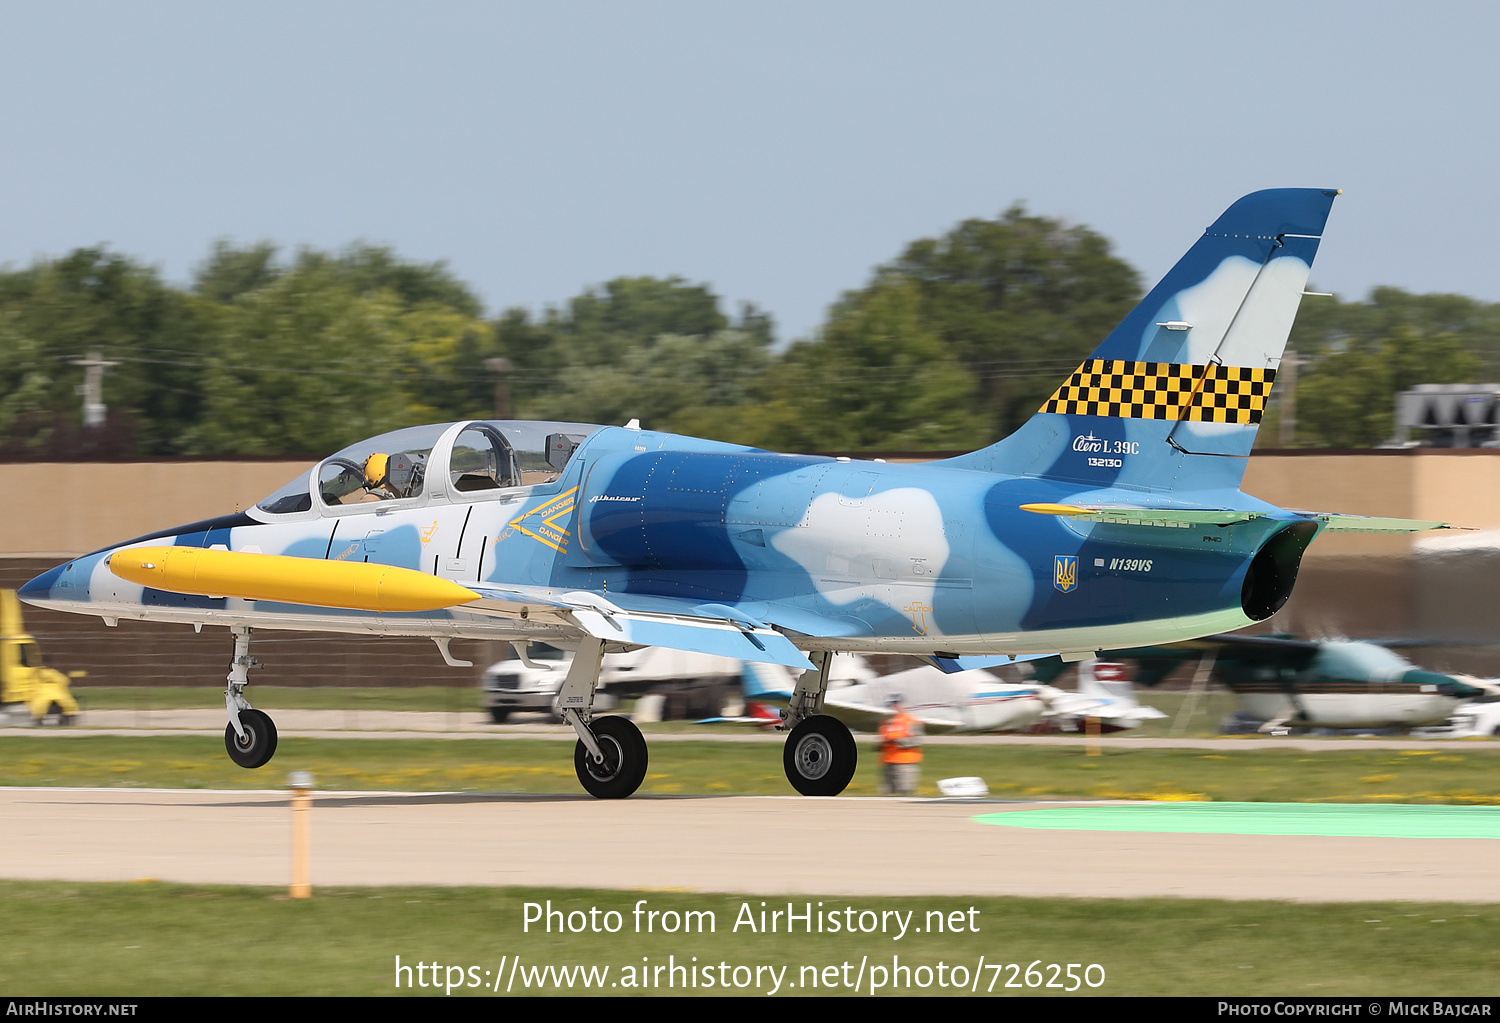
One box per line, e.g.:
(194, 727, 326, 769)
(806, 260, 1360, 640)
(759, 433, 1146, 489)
(944, 188, 1340, 492)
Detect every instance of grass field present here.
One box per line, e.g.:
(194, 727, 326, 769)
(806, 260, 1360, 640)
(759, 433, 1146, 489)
(3, 734, 1498, 802)
(2, 881, 1493, 996)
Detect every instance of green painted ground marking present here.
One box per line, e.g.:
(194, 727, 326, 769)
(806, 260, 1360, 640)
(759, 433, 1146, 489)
(974, 802, 1500, 839)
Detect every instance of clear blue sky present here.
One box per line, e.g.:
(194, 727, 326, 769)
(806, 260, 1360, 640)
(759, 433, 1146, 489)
(1, 1, 1496, 342)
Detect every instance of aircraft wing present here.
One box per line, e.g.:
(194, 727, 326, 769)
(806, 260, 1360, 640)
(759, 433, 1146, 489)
(1039, 691, 1109, 718)
(1054, 698, 1168, 722)
(465, 584, 816, 670)
(821, 696, 970, 733)
(110, 548, 815, 670)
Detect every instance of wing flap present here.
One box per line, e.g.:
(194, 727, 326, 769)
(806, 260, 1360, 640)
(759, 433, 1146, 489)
(465, 583, 815, 669)
(567, 603, 814, 669)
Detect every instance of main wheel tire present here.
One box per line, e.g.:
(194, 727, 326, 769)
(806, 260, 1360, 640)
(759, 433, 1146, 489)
(224, 709, 279, 769)
(489, 708, 510, 724)
(574, 716, 648, 799)
(783, 715, 857, 796)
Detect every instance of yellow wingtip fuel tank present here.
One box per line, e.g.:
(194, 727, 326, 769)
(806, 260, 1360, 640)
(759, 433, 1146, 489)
(108, 546, 481, 613)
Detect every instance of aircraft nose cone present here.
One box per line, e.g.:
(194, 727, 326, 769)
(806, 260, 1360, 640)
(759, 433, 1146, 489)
(1403, 669, 1474, 698)
(18, 562, 67, 603)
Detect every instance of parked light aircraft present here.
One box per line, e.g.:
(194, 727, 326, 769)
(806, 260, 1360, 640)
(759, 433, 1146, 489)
(1032, 659, 1168, 733)
(740, 660, 1052, 734)
(20, 188, 1452, 797)
(1099, 635, 1496, 732)
(737, 657, 1165, 735)
(481, 643, 742, 722)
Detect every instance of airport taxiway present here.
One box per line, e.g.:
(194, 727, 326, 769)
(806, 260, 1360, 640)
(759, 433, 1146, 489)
(3, 786, 1496, 902)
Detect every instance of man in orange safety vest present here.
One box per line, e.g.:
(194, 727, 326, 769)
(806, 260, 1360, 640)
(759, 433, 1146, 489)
(878, 694, 923, 796)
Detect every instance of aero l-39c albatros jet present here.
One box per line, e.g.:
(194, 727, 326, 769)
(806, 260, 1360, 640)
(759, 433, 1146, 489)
(20, 188, 1452, 799)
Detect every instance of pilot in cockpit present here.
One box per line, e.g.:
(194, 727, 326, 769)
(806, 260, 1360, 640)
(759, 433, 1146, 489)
(362, 451, 425, 500)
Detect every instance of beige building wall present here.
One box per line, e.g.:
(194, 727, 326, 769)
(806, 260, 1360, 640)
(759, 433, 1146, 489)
(0, 461, 310, 556)
(1241, 451, 1500, 558)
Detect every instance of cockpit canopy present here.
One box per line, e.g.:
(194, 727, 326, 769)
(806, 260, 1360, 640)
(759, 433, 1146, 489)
(255, 420, 601, 516)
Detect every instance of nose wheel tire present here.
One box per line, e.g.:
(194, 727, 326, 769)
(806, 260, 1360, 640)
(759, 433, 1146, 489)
(783, 715, 857, 796)
(574, 716, 649, 799)
(225, 709, 279, 769)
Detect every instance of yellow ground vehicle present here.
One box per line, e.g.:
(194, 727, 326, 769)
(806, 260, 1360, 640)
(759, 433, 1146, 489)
(1, 589, 81, 724)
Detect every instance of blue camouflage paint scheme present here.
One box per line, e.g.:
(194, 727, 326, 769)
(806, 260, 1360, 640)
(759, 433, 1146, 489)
(20, 190, 1348, 663)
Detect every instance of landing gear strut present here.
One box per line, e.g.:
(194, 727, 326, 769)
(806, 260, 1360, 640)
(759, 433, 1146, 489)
(223, 626, 278, 769)
(780, 650, 857, 796)
(557, 638, 649, 799)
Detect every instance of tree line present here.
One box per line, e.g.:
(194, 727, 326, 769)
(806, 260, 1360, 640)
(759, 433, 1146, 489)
(0, 212, 1494, 458)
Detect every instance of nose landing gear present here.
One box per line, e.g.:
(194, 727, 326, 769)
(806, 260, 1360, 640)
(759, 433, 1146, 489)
(557, 637, 650, 799)
(573, 714, 649, 799)
(223, 626, 278, 770)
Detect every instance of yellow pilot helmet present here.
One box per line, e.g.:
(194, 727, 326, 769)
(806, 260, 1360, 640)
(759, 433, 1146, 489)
(363, 453, 390, 489)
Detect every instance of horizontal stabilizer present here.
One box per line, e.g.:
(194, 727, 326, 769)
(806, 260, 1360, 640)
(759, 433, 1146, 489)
(108, 546, 481, 613)
(1305, 513, 1455, 535)
(1022, 503, 1457, 535)
(1019, 503, 1262, 528)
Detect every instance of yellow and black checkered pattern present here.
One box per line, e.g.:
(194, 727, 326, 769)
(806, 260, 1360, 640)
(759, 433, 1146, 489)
(1040, 359, 1276, 424)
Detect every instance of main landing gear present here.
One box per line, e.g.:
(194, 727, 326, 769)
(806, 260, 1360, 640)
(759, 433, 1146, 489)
(556, 641, 854, 799)
(778, 650, 857, 796)
(223, 626, 278, 769)
(558, 638, 649, 799)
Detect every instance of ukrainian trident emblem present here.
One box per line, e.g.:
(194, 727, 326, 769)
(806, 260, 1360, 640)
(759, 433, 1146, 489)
(1054, 555, 1078, 593)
